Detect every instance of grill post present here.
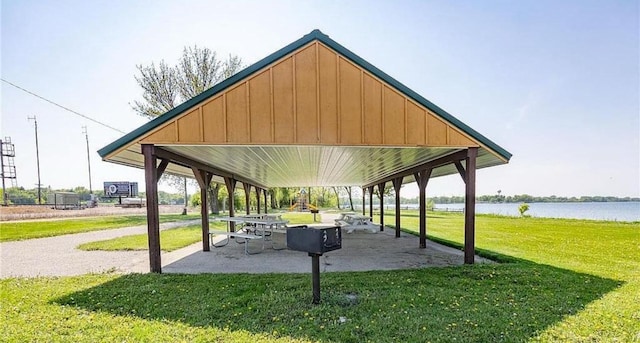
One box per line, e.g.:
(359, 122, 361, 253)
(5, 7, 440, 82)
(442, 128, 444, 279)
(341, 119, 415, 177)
(310, 253, 321, 304)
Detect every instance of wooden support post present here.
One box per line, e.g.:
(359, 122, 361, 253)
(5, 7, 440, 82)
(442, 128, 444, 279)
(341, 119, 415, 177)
(224, 177, 237, 232)
(263, 189, 268, 214)
(362, 188, 366, 215)
(243, 182, 251, 215)
(200, 177, 209, 251)
(414, 169, 432, 249)
(464, 148, 478, 264)
(256, 187, 261, 214)
(392, 177, 402, 238)
(368, 186, 374, 218)
(378, 182, 386, 232)
(192, 167, 212, 252)
(142, 144, 161, 273)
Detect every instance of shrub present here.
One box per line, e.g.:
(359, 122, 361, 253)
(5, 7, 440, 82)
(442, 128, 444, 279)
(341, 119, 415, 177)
(518, 203, 530, 216)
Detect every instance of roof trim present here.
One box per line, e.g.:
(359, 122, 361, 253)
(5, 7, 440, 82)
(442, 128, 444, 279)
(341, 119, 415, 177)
(99, 29, 511, 161)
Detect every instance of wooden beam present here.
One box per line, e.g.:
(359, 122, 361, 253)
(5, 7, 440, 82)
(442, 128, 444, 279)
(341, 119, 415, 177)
(191, 167, 206, 188)
(363, 149, 467, 188)
(392, 177, 402, 238)
(464, 148, 478, 264)
(454, 161, 466, 183)
(362, 188, 366, 216)
(224, 177, 237, 232)
(142, 144, 161, 273)
(414, 168, 432, 249)
(243, 182, 252, 215)
(154, 147, 267, 189)
(156, 159, 169, 182)
(378, 182, 386, 232)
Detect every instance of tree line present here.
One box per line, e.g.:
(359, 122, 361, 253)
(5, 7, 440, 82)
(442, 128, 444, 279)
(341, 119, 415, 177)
(428, 194, 639, 204)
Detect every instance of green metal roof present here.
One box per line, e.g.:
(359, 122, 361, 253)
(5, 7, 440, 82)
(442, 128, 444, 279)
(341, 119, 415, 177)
(98, 29, 511, 161)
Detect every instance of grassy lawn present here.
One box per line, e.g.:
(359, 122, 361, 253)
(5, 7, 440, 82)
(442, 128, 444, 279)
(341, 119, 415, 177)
(0, 265, 619, 342)
(1, 211, 638, 342)
(281, 212, 320, 224)
(375, 211, 640, 341)
(0, 214, 201, 242)
(77, 224, 220, 252)
(75, 213, 316, 252)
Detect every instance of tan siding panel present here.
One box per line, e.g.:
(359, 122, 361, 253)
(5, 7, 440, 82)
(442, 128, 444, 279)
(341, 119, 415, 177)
(249, 70, 272, 143)
(202, 96, 225, 143)
(318, 44, 338, 144)
(406, 101, 426, 145)
(272, 58, 295, 143)
(226, 84, 248, 143)
(177, 109, 202, 142)
(339, 58, 362, 144)
(448, 127, 476, 146)
(363, 74, 382, 144)
(427, 113, 447, 145)
(383, 87, 405, 145)
(141, 122, 177, 143)
(295, 45, 318, 143)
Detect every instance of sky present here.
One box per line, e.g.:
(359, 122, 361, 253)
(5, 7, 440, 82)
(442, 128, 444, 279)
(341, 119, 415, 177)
(1, 0, 639, 198)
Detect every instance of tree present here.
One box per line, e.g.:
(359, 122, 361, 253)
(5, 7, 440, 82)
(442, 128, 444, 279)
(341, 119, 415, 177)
(332, 187, 342, 210)
(132, 46, 243, 214)
(518, 203, 530, 217)
(343, 186, 355, 211)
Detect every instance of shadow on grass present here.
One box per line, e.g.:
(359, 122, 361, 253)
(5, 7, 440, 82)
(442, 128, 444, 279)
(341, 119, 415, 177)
(54, 264, 621, 342)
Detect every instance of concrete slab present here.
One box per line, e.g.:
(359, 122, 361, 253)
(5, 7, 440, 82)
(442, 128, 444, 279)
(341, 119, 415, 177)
(158, 226, 492, 274)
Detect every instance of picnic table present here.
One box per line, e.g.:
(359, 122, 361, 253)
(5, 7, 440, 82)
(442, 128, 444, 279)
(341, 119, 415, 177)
(211, 215, 289, 254)
(335, 213, 380, 233)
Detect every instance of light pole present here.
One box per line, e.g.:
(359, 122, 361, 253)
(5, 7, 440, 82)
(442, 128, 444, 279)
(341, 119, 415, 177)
(27, 116, 41, 204)
(82, 126, 93, 194)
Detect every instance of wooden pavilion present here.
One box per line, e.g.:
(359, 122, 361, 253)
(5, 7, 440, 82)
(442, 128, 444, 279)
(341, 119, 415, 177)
(98, 30, 511, 273)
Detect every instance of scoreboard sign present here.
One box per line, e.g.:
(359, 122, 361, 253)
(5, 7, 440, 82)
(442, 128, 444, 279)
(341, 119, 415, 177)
(103, 181, 138, 197)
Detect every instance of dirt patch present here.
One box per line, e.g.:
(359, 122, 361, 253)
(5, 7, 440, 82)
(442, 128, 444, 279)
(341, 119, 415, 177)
(0, 205, 192, 221)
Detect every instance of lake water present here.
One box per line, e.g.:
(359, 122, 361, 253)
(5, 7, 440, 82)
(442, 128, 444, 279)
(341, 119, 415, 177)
(368, 202, 640, 222)
(432, 202, 640, 222)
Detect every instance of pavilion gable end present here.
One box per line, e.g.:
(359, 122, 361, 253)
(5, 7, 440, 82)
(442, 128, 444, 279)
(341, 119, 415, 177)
(138, 41, 478, 149)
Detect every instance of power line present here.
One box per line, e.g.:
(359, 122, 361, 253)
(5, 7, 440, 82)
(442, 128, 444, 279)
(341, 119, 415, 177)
(1, 78, 126, 134)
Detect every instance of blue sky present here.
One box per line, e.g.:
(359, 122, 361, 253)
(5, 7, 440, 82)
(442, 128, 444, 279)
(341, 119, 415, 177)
(2, 0, 638, 197)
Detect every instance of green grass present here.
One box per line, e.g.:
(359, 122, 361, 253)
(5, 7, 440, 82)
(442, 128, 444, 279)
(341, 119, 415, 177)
(75, 213, 314, 252)
(281, 212, 320, 224)
(375, 211, 640, 341)
(77, 221, 227, 252)
(1, 211, 638, 342)
(77, 224, 216, 252)
(0, 265, 619, 342)
(0, 214, 200, 242)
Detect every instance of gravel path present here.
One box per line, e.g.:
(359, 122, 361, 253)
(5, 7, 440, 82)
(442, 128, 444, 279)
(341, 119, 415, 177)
(0, 220, 199, 278)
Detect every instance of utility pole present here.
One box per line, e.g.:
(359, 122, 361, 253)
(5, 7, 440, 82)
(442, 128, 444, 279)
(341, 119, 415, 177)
(27, 116, 42, 204)
(182, 177, 188, 215)
(82, 126, 93, 193)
